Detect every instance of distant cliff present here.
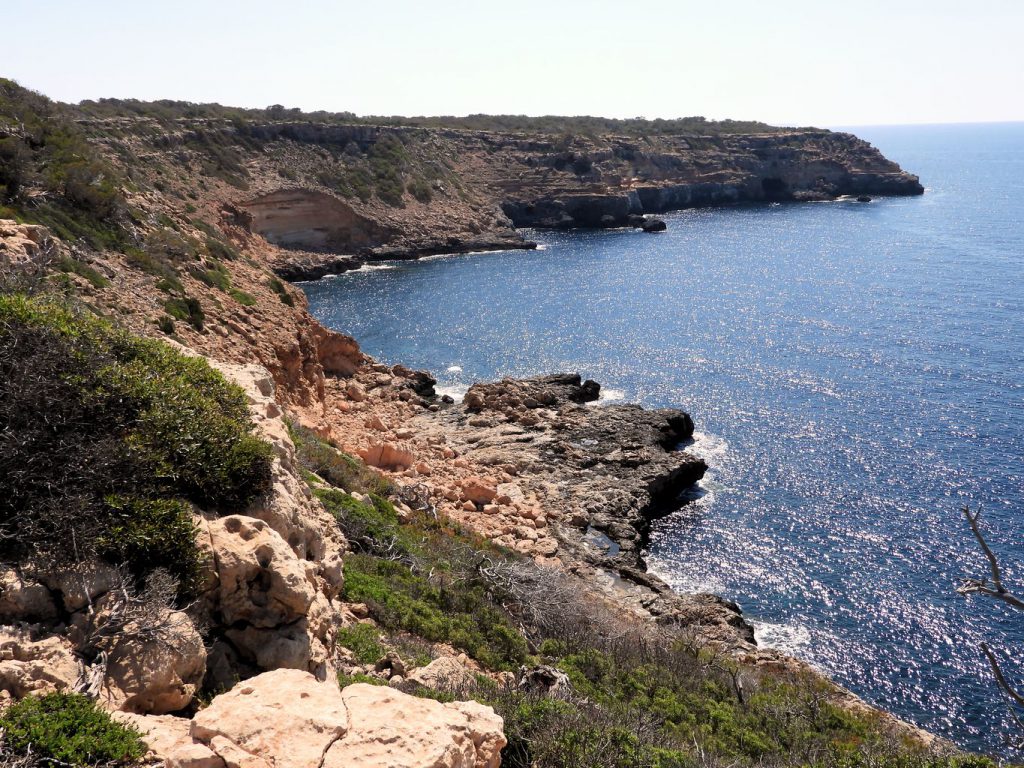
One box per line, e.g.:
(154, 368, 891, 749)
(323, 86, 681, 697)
(67, 104, 922, 279)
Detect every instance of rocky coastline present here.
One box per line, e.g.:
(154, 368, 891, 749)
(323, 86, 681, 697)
(0, 81, 960, 767)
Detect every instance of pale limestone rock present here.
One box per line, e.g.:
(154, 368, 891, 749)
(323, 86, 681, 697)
(203, 515, 315, 629)
(114, 713, 224, 768)
(459, 477, 497, 505)
(0, 628, 81, 698)
(0, 568, 57, 622)
(359, 441, 415, 471)
(191, 669, 349, 768)
(407, 656, 478, 692)
(326, 684, 505, 768)
(100, 605, 206, 715)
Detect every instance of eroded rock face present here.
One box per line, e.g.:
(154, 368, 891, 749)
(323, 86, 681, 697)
(99, 603, 207, 715)
(129, 670, 506, 768)
(201, 362, 349, 685)
(0, 629, 81, 700)
(241, 189, 393, 253)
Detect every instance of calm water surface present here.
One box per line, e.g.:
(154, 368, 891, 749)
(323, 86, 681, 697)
(303, 123, 1024, 755)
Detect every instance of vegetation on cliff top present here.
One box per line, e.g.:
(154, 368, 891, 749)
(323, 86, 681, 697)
(0, 293, 273, 595)
(72, 97, 792, 137)
(0, 79, 128, 249)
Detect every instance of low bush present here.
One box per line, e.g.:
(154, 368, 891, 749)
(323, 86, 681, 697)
(268, 276, 295, 306)
(0, 693, 145, 766)
(336, 623, 385, 664)
(0, 294, 272, 594)
(164, 295, 204, 330)
(288, 421, 391, 495)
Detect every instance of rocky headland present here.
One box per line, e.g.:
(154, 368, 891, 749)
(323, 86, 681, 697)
(0, 79, 964, 768)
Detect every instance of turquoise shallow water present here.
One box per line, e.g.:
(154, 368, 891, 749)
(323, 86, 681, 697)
(302, 123, 1024, 755)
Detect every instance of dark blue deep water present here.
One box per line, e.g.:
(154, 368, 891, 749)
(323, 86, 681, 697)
(303, 123, 1024, 755)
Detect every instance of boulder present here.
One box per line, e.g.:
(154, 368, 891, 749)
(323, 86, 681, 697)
(149, 670, 508, 768)
(641, 217, 667, 232)
(327, 684, 505, 768)
(191, 670, 349, 768)
(518, 664, 571, 697)
(0, 568, 58, 622)
(203, 515, 315, 629)
(101, 605, 206, 714)
(0, 629, 81, 699)
(407, 657, 478, 692)
(459, 477, 498, 505)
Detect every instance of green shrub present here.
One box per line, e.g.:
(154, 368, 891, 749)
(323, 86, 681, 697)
(269, 276, 295, 306)
(164, 295, 204, 330)
(0, 692, 145, 766)
(407, 177, 433, 204)
(156, 315, 175, 334)
(337, 623, 385, 664)
(57, 256, 110, 288)
(0, 294, 272, 594)
(190, 260, 231, 291)
(341, 554, 528, 670)
(337, 672, 386, 690)
(229, 288, 257, 306)
(288, 421, 390, 495)
(97, 497, 204, 594)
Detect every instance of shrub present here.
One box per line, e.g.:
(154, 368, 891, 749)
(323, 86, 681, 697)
(156, 315, 175, 334)
(337, 672, 386, 690)
(57, 256, 110, 288)
(288, 421, 390, 495)
(0, 294, 272, 594)
(268, 276, 295, 306)
(229, 288, 257, 306)
(337, 623, 385, 664)
(341, 554, 529, 670)
(164, 295, 204, 330)
(0, 693, 145, 766)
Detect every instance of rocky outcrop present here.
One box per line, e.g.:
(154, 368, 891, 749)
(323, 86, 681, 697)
(201, 362, 347, 687)
(123, 670, 506, 768)
(0, 359, 348, 714)
(439, 374, 706, 560)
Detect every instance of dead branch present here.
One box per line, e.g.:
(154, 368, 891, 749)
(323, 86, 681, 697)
(957, 506, 1024, 610)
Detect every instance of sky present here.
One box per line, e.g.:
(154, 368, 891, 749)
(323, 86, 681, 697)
(5, 0, 1023, 127)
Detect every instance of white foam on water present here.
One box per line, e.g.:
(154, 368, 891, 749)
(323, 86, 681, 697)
(753, 620, 812, 655)
(354, 262, 397, 272)
(435, 384, 469, 400)
(688, 431, 729, 463)
(598, 387, 625, 402)
(446, 365, 463, 373)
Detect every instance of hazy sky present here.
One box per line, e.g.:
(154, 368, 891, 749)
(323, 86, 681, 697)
(6, 0, 1023, 127)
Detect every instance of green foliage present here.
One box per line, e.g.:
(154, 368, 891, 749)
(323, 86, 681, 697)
(337, 672, 386, 690)
(164, 295, 204, 330)
(341, 554, 528, 670)
(229, 288, 257, 306)
(0, 693, 145, 766)
(190, 260, 231, 291)
(268, 276, 295, 306)
(57, 256, 110, 288)
(406, 177, 433, 203)
(369, 135, 408, 207)
(288, 420, 391, 495)
(0, 294, 272, 594)
(97, 497, 204, 594)
(337, 623, 385, 664)
(156, 314, 175, 334)
(0, 79, 127, 246)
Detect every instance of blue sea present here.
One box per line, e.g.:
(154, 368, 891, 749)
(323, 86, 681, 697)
(302, 123, 1024, 755)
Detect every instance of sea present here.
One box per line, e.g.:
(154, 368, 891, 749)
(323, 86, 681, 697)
(301, 123, 1024, 756)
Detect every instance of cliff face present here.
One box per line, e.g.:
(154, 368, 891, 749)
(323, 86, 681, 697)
(73, 113, 922, 279)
